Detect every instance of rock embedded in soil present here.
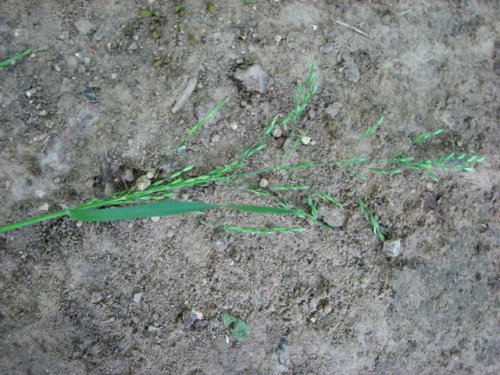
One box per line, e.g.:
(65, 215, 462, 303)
(383, 239, 402, 258)
(233, 64, 270, 94)
(74, 19, 95, 35)
(318, 207, 346, 228)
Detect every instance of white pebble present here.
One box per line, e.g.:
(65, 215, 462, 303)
(301, 135, 312, 145)
(133, 293, 143, 303)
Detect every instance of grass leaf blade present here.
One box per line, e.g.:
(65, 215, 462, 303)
(68, 201, 217, 222)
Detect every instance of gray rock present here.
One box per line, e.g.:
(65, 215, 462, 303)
(343, 60, 360, 83)
(319, 207, 346, 228)
(128, 42, 137, 52)
(234, 64, 270, 94)
(383, 239, 402, 258)
(74, 19, 95, 35)
(325, 102, 342, 118)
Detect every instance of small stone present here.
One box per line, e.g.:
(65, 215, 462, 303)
(150, 216, 160, 222)
(343, 60, 360, 83)
(212, 239, 229, 252)
(274, 35, 283, 44)
(91, 292, 103, 304)
(74, 19, 95, 35)
(183, 310, 204, 330)
(319, 208, 346, 228)
(128, 42, 138, 52)
(383, 239, 402, 258)
(259, 178, 269, 188)
(133, 293, 143, 303)
(146, 170, 155, 179)
(135, 175, 151, 191)
(147, 326, 161, 333)
(210, 134, 220, 144)
(84, 87, 99, 102)
(325, 103, 341, 118)
(111, 73, 118, 80)
(39, 202, 50, 211)
(122, 169, 134, 182)
(233, 64, 270, 94)
(272, 128, 282, 138)
(301, 135, 311, 145)
(230, 121, 238, 130)
(38, 110, 48, 117)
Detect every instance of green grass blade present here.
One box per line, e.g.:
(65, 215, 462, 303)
(315, 191, 342, 206)
(184, 98, 229, 142)
(0, 49, 32, 69)
(412, 129, 444, 144)
(268, 185, 310, 190)
(0, 209, 68, 233)
(68, 201, 217, 222)
(363, 116, 384, 138)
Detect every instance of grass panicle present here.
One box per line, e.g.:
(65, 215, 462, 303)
(0, 61, 485, 240)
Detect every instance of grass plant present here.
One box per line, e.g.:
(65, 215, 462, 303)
(0, 62, 485, 239)
(0, 49, 32, 69)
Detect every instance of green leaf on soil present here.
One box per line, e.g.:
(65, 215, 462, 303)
(222, 314, 250, 342)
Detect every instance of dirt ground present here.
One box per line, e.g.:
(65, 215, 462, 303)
(0, 1, 499, 374)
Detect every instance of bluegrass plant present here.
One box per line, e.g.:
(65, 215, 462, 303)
(0, 62, 485, 239)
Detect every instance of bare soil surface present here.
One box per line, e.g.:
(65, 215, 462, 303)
(1, 1, 499, 374)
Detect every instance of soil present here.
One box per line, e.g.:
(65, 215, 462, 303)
(1, 1, 499, 374)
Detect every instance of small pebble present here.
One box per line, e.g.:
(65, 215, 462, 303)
(182, 310, 204, 330)
(383, 239, 402, 258)
(74, 19, 95, 35)
(233, 64, 270, 94)
(151, 216, 160, 222)
(259, 178, 269, 188)
(135, 175, 151, 191)
(122, 169, 135, 182)
(301, 135, 312, 145)
(38, 110, 48, 117)
(39, 202, 50, 211)
(319, 208, 346, 228)
(272, 128, 282, 138)
(128, 42, 138, 52)
(133, 293, 143, 303)
(146, 170, 155, 179)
